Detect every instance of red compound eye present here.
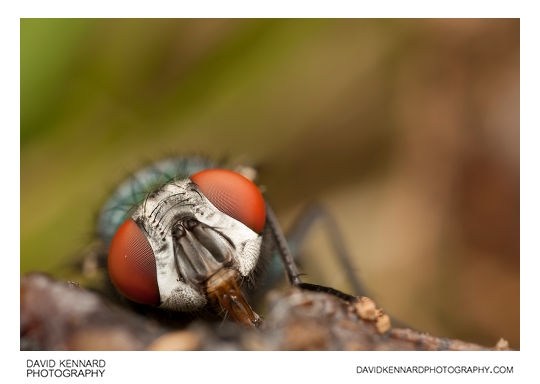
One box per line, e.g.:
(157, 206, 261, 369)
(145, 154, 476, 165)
(190, 169, 266, 233)
(108, 219, 160, 306)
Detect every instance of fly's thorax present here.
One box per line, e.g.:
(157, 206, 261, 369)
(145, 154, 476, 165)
(130, 179, 263, 312)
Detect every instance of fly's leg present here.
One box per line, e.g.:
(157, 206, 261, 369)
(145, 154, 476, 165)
(294, 282, 356, 302)
(265, 203, 302, 286)
(286, 203, 367, 297)
(265, 202, 357, 303)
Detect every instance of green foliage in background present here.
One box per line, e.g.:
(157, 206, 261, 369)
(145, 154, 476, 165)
(21, 19, 399, 275)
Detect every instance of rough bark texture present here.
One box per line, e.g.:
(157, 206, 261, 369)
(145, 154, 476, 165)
(20, 273, 510, 351)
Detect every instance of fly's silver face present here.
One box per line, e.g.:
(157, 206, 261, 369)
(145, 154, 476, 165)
(108, 169, 267, 327)
(134, 179, 262, 310)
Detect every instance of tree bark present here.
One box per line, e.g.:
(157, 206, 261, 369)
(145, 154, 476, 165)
(20, 273, 510, 351)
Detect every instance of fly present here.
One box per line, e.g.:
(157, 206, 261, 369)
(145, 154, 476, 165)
(97, 156, 361, 328)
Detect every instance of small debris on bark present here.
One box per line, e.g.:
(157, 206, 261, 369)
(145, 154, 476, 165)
(375, 314, 391, 334)
(353, 296, 378, 321)
(494, 338, 510, 351)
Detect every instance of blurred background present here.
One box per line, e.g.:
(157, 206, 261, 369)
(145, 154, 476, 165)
(21, 19, 519, 348)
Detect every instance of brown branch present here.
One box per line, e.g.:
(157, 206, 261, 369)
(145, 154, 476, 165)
(20, 273, 510, 351)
